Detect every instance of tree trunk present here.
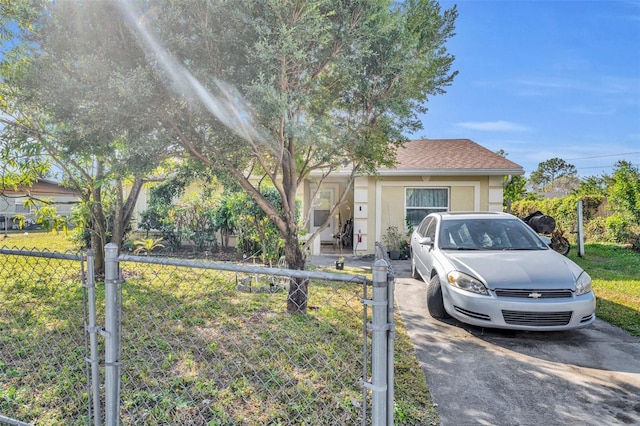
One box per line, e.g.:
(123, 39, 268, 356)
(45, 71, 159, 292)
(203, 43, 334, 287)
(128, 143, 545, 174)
(284, 231, 308, 314)
(113, 177, 145, 248)
(90, 224, 106, 273)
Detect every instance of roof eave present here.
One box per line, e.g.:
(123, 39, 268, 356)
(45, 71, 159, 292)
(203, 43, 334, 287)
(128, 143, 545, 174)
(377, 168, 525, 176)
(308, 167, 525, 178)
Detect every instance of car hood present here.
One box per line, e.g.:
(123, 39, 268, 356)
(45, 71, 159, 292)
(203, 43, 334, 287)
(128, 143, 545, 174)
(441, 249, 584, 290)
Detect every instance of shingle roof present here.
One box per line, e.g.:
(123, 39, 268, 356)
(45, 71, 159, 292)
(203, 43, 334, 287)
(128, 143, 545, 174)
(381, 138, 523, 175)
(13, 179, 81, 197)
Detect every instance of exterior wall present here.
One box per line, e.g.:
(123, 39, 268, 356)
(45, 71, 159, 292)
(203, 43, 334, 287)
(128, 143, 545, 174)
(353, 176, 374, 254)
(0, 197, 17, 215)
(131, 184, 150, 229)
(488, 175, 505, 211)
(450, 186, 475, 211)
(374, 175, 502, 243)
(1, 193, 79, 220)
(127, 172, 507, 255)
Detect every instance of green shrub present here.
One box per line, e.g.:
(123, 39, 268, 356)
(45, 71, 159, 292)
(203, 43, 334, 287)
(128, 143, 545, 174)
(627, 226, 640, 252)
(584, 217, 608, 242)
(606, 215, 629, 243)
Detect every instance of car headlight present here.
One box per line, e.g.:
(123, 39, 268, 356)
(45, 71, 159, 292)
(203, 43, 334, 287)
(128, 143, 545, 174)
(575, 271, 592, 296)
(447, 271, 489, 295)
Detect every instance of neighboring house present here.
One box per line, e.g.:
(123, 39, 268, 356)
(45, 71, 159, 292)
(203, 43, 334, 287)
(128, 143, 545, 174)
(302, 139, 524, 255)
(0, 179, 81, 230)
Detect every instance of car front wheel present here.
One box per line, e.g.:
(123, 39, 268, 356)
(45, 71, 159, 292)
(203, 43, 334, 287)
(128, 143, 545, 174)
(427, 275, 450, 319)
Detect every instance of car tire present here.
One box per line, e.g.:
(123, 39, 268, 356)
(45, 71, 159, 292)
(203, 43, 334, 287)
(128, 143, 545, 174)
(427, 275, 450, 319)
(411, 255, 422, 280)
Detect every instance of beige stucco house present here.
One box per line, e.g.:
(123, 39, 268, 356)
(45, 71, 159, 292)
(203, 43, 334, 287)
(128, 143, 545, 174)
(302, 139, 524, 255)
(131, 138, 523, 255)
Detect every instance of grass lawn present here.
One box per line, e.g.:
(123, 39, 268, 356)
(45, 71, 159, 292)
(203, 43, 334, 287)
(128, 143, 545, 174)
(1, 230, 84, 252)
(1, 232, 437, 425)
(567, 243, 640, 336)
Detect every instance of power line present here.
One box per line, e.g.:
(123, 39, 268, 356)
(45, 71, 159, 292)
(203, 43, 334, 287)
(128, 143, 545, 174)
(576, 165, 617, 170)
(565, 152, 640, 161)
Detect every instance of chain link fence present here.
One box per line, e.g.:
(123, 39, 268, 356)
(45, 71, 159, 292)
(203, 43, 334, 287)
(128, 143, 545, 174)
(112, 251, 376, 425)
(0, 247, 93, 425)
(1, 243, 394, 425)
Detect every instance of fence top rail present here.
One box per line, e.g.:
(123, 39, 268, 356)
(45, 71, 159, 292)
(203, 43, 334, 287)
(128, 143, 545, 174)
(118, 253, 371, 285)
(0, 414, 32, 426)
(0, 247, 83, 261)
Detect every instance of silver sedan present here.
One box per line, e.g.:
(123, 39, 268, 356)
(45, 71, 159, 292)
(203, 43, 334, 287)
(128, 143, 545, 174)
(410, 211, 596, 331)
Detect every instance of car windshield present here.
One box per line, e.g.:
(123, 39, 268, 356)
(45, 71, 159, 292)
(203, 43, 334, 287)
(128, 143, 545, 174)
(438, 218, 548, 251)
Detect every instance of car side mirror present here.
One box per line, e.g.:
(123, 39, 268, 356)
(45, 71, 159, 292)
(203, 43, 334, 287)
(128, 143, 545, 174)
(538, 235, 551, 246)
(418, 236, 434, 247)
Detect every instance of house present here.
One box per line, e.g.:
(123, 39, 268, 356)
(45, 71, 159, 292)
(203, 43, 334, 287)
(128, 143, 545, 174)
(0, 179, 81, 230)
(130, 138, 524, 256)
(302, 139, 524, 255)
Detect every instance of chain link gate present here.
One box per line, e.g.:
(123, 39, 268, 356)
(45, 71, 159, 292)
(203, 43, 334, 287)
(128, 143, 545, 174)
(102, 243, 395, 425)
(0, 247, 98, 425)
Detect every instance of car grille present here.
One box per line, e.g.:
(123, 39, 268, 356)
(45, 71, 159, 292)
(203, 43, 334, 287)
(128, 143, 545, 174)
(502, 310, 573, 327)
(494, 289, 573, 299)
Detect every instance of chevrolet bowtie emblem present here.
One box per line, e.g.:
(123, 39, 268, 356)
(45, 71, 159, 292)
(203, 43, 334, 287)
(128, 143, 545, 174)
(528, 292, 542, 299)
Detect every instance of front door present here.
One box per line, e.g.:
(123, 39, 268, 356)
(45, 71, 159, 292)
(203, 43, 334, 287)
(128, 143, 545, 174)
(312, 187, 336, 243)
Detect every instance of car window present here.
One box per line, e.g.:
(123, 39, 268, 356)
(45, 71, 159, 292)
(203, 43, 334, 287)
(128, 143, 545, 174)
(438, 219, 547, 250)
(425, 219, 437, 240)
(416, 217, 433, 237)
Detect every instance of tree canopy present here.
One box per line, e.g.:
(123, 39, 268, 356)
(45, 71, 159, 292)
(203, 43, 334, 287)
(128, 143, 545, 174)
(609, 160, 640, 225)
(2, 0, 459, 313)
(1, 0, 177, 270)
(127, 0, 459, 312)
(0, 0, 51, 193)
(529, 157, 578, 192)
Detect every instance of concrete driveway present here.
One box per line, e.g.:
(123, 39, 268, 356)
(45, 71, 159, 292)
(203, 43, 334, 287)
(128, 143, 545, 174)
(392, 260, 640, 426)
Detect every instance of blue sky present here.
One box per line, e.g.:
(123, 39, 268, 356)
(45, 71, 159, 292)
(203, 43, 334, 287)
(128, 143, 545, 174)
(411, 0, 640, 177)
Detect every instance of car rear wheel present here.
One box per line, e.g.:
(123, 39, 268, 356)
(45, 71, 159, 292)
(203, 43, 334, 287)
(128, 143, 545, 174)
(427, 275, 450, 319)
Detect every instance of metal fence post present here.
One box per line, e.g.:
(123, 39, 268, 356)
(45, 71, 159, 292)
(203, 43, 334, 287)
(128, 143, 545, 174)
(104, 243, 121, 426)
(371, 259, 388, 425)
(386, 270, 395, 426)
(85, 249, 102, 426)
(577, 199, 585, 257)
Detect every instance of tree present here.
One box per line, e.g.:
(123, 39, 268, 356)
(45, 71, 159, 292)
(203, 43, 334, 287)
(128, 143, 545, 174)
(496, 150, 528, 210)
(1, 1, 174, 270)
(0, 0, 51, 195)
(220, 188, 292, 264)
(503, 175, 528, 211)
(139, 176, 187, 251)
(609, 161, 640, 225)
(574, 175, 608, 198)
(130, 0, 458, 313)
(4, 1, 458, 313)
(529, 158, 577, 193)
(0, 0, 44, 46)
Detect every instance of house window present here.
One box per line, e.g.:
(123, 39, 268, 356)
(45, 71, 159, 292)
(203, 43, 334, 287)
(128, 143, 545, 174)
(405, 188, 449, 229)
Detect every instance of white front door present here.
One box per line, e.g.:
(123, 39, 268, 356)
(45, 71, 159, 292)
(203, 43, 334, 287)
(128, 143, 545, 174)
(312, 187, 336, 243)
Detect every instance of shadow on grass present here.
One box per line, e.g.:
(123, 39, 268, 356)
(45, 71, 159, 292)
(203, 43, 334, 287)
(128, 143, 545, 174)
(596, 297, 640, 337)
